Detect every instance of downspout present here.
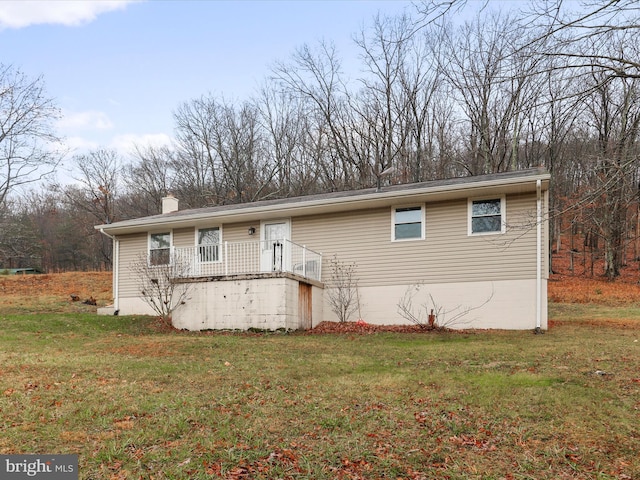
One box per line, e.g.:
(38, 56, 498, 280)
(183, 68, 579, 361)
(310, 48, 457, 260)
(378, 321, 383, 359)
(536, 179, 542, 331)
(100, 229, 119, 313)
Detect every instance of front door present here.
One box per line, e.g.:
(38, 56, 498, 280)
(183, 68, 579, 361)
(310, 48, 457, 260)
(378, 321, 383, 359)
(260, 220, 290, 272)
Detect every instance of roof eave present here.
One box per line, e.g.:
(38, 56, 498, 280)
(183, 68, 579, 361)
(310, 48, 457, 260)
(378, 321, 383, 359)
(96, 171, 550, 236)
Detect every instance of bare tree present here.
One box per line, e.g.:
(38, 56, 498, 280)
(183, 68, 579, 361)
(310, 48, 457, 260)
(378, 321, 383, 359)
(173, 95, 223, 206)
(524, 0, 640, 81)
(123, 144, 176, 217)
(414, 0, 485, 30)
(581, 61, 640, 279)
(67, 149, 121, 225)
(0, 64, 63, 209)
(209, 99, 277, 203)
(50, 149, 122, 266)
(273, 41, 360, 189)
(174, 95, 279, 205)
(352, 13, 413, 186)
(513, 2, 640, 277)
(440, 11, 545, 174)
(1, 188, 108, 271)
(0, 199, 41, 269)
(398, 23, 450, 181)
(257, 84, 322, 197)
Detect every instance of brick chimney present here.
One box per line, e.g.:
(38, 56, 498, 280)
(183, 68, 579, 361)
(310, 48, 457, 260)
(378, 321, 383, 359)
(162, 194, 179, 214)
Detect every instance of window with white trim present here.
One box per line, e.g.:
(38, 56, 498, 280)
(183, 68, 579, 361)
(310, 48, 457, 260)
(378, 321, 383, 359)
(393, 205, 424, 241)
(469, 197, 505, 235)
(197, 227, 221, 262)
(149, 232, 171, 265)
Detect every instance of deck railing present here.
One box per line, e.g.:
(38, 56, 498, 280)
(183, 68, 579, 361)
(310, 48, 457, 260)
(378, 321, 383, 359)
(172, 239, 322, 282)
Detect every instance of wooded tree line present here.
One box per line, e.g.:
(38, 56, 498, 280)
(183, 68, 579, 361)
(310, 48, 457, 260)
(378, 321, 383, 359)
(1, 1, 640, 278)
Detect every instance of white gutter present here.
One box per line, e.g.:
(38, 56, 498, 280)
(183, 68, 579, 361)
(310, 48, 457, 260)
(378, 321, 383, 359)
(536, 179, 542, 330)
(100, 228, 119, 313)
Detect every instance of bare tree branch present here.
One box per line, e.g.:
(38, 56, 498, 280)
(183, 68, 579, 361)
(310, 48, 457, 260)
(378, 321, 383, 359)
(0, 64, 64, 209)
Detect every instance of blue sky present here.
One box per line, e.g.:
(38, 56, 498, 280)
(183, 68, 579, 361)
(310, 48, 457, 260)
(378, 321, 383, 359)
(1, 0, 423, 163)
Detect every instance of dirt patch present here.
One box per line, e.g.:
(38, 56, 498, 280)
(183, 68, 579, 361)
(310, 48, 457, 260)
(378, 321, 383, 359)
(0, 271, 112, 307)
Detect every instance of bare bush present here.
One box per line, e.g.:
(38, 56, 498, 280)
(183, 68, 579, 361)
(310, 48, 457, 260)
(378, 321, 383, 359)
(130, 252, 193, 324)
(326, 254, 360, 323)
(397, 283, 494, 329)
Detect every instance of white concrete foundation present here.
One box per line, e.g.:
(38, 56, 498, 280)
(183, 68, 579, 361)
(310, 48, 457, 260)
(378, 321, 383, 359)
(322, 279, 547, 330)
(106, 278, 546, 331)
(172, 274, 323, 331)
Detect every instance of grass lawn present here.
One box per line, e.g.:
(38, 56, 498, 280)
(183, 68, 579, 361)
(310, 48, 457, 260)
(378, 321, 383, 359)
(1, 307, 638, 479)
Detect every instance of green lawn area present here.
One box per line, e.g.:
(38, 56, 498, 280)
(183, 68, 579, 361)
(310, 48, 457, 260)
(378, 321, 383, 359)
(0, 309, 638, 479)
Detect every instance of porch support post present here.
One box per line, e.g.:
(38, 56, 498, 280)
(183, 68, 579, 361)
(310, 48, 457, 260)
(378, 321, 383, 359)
(302, 245, 307, 277)
(224, 241, 229, 276)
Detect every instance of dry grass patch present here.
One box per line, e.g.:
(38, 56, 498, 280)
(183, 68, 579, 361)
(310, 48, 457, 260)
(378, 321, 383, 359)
(549, 274, 640, 305)
(0, 271, 112, 314)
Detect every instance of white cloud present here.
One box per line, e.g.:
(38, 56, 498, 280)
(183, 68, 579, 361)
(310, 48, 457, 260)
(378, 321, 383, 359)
(0, 1, 138, 29)
(110, 133, 173, 155)
(54, 132, 172, 160)
(57, 110, 114, 131)
(59, 136, 100, 153)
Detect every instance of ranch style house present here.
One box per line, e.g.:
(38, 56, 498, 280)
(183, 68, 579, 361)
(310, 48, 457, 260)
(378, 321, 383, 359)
(96, 167, 550, 331)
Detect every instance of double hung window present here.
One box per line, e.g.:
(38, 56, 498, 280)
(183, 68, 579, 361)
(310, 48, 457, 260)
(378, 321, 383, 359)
(469, 198, 505, 234)
(149, 232, 171, 265)
(393, 206, 424, 241)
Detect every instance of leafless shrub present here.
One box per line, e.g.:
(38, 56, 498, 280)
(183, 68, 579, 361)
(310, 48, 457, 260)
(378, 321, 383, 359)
(397, 283, 494, 330)
(130, 251, 193, 324)
(326, 254, 360, 323)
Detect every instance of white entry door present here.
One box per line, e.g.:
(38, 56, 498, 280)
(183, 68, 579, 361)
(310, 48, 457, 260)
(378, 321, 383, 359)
(260, 220, 290, 272)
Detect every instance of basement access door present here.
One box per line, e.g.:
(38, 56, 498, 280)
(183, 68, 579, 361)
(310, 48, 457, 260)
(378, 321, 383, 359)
(298, 282, 313, 330)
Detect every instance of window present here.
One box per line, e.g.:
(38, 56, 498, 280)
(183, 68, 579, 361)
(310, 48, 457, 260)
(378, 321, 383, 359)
(393, 206, 424, 240)
(149, 232, 171, 265)
(197, 227, 220, 262)
(469, 197, 505, 234)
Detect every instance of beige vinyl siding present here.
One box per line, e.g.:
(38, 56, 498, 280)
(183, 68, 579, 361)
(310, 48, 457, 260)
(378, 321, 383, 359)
(117, 227, 197, 299)
(173, 227, 195, 247)
(219, 222, 256, 243)
(115, 192, 546, 297)
(292, 192, 546, 287)
(117, 232, 147, 299)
